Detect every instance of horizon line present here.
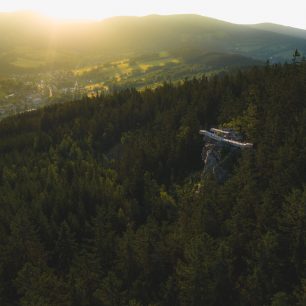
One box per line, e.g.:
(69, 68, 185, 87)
(1, 9, 306, 30)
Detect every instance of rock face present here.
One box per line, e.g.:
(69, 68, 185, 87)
(201, 138, 238, 183)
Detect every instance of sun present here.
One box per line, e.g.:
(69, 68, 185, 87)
(36, 2, 103, 21)
(1, 0, 105, 21)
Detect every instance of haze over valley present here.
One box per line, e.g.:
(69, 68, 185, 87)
(0, 12, 305, 119)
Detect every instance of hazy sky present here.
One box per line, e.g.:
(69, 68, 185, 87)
(1, 0, 306, 29)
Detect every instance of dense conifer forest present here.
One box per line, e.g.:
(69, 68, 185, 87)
(0, 63, 305, 305)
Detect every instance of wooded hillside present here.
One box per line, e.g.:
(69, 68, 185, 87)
(0, 63, 305, 305)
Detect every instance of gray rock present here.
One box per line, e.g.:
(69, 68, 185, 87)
(201, 141, 230, 183)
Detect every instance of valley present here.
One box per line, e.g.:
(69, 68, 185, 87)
(0, 49, 260, 120)
(0, 13, 305, 120)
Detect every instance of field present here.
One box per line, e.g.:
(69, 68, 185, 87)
(12, 57, 46, 69)
(69, 51, 254, 91)
(70, 53, 185, 89)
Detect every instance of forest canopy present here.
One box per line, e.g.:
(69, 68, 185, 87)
(0, 62, 305, 305)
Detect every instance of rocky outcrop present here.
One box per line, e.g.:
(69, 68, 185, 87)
(201, 139, 238, 183)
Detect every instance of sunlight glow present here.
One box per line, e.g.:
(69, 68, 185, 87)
(1, 0, 306, 29)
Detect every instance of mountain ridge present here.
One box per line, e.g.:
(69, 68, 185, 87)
(251, 22, 306, 40)
(0, 12, 305, 70)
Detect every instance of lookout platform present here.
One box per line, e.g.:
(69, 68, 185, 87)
(199, 128, 253, 149)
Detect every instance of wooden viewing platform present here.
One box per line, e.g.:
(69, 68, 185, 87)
(199, 129, 253, 149)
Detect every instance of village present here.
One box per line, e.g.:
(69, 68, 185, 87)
(0, 71, 109, 120)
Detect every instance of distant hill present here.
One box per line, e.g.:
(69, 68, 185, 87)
(251, 23, 306, 40)
(96, 15, 306, 60)
(0, 12, 306, 73)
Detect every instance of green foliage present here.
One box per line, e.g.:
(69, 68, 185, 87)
(15, 263, 71, 306)
(0, 63, 305, 305)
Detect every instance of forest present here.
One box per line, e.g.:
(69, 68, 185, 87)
(0, 62, 305, 305)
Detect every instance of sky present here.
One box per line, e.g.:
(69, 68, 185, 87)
(1, 0, 306, 30)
